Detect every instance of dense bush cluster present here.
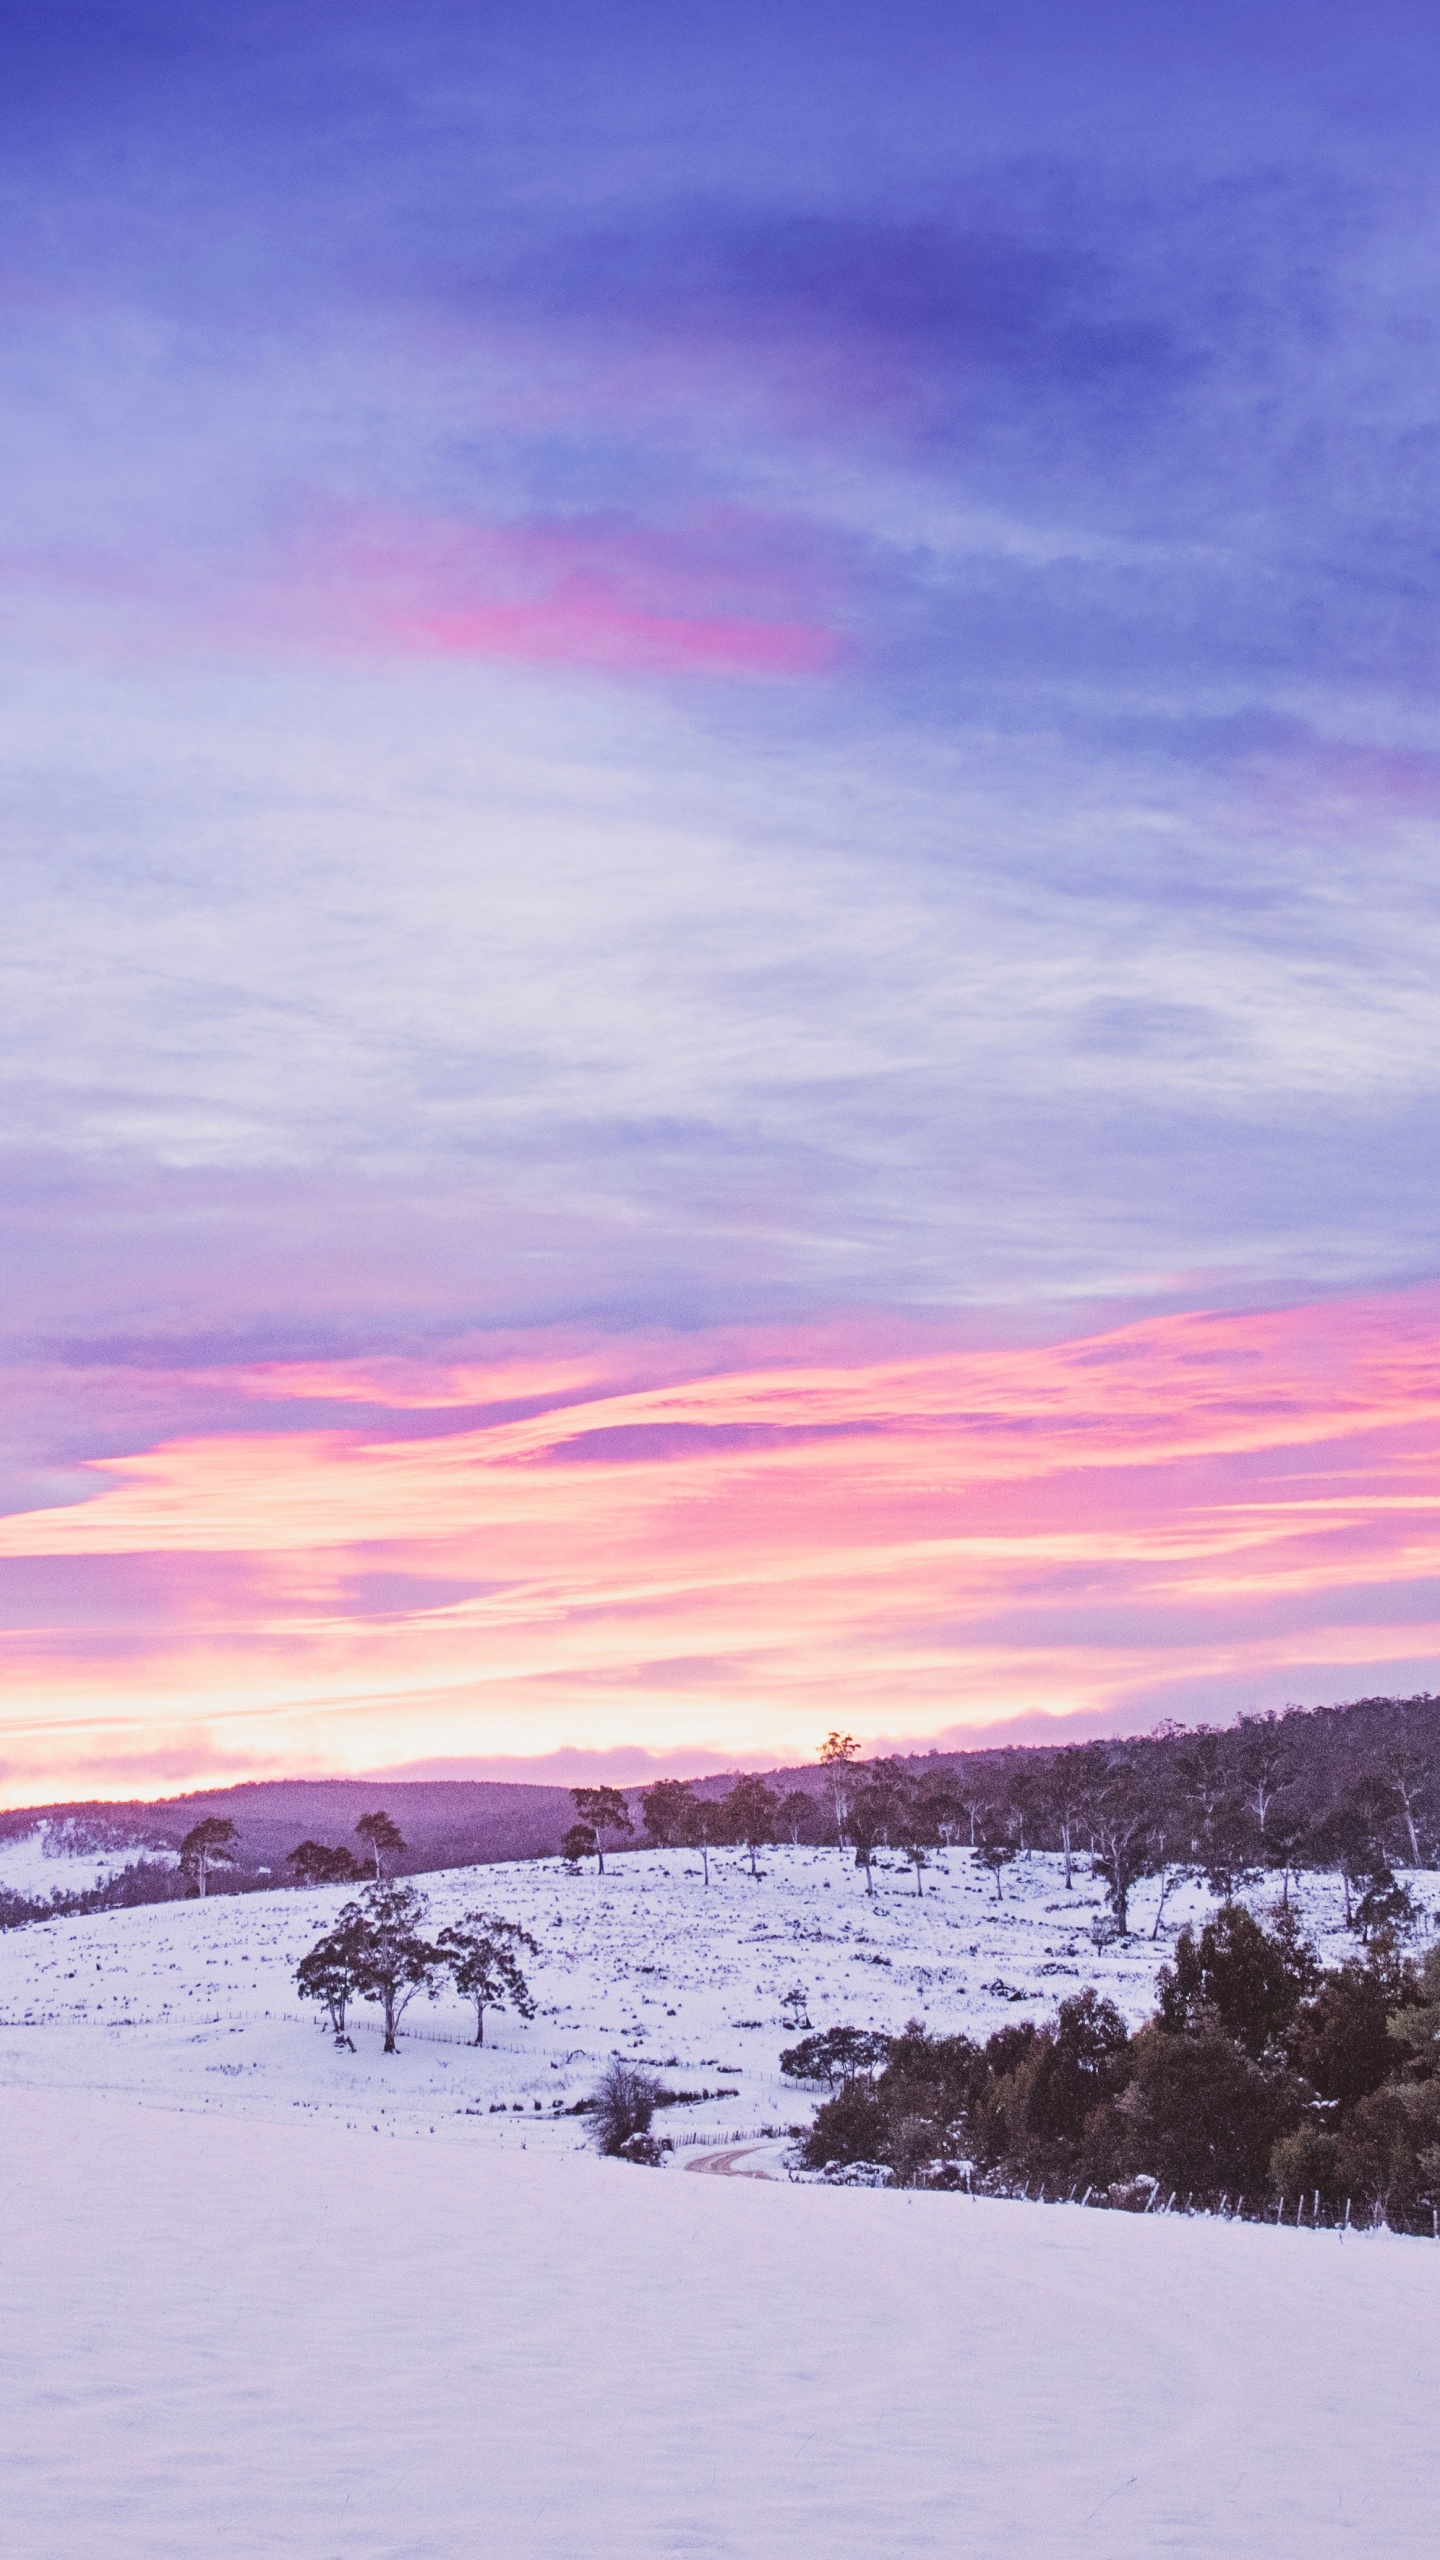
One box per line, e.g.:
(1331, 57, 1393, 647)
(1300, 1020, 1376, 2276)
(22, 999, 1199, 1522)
(795, 1907, 1440, 2232)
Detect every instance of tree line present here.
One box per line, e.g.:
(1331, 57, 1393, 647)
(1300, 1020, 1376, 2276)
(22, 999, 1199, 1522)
(570, 1697, 1439, 1940)
(791, 1905, 1440, 2234)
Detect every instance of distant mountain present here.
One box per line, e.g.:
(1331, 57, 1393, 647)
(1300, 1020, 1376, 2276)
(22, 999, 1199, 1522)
(0, 1777, 577, 1882)
(4, 1691, 1435, 1912)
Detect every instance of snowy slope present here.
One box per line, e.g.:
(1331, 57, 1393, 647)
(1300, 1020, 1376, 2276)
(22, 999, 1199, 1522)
(1, 1844, 1436, 2148)
(0, 1819, 173, 1901)
(3, 1845, 1438, 2558)
(3, 2079, 1436, 2560)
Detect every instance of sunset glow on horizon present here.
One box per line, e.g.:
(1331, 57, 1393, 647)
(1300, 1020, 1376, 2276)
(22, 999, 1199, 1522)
(3, 1290, 1438, 1804)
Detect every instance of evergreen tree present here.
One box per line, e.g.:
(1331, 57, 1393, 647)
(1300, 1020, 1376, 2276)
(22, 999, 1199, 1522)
(354, 1810, 405, 1881)
(327, 1881, 442, 2053)
(294, 1909, 370, 2042)
(1157, 1903, 1317, 2061)
(561, 1821, 596, 1868)
(179, 1817, 239, 1898)
(722, 1775, 778, 1877)
(437, 1911, 539, 2045)
(569, 1787, 633, 1874)
(638, 1779, 695, 1846)
(287, 1839, 364, 1886)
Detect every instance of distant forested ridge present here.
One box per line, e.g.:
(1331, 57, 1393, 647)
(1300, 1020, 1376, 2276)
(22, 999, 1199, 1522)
(1, 1692, 1436, 1929)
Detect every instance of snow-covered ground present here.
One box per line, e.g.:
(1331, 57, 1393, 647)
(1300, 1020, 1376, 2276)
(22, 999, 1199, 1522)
(5, 1842, 1432, 2147)
(0, 1818, 173, 1902)
(3, 1847, 1437, 2557)
(4, 2081, 1436, 2560)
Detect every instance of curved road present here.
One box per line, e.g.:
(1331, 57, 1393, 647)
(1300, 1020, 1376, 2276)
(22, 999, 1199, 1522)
(684, 2141, 785, 2179)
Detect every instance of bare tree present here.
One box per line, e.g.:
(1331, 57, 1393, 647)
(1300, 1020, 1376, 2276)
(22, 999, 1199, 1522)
(589, 2060, 661, 2159)
(819, 1731, 860, 1846)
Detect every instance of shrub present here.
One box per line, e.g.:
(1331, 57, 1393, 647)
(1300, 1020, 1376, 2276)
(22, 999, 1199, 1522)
(1157, 1903, 1316, 2060)
(1270, 2124, 1344, 2214)
(779, 2027, 892, 2088)
(1334, 2080, 1440, 2228)
(798, 2077, 889, 2170)
(590, 2061, 660, 2157)
(1288, 1962, 1399, 2108)
(1111, 2024, 1302, 2199)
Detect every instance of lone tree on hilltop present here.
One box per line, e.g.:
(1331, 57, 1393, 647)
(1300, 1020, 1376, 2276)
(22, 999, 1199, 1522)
(570, 1786, 633, 1875)
(180, 1817, 239, 1898)
(354, 1810, 405, 1881)
(723, 1775, 778, 1878)
(287, 1839, 364, 1887)
(437, 1911, 540, 2046)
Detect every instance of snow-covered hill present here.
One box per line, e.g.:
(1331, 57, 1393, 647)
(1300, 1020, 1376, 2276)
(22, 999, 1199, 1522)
(3, 1845, 1438, 2558)
(1, 1842, 1435, 2148)
(4, 2078, 1437, 2560)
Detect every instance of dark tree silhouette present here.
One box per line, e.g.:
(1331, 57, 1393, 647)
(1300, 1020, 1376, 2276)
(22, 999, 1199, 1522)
(287, 1840, 364, 1887)
(294, 1908, 371, 2042)
(639, 1779, 695, 1846)
(561, 1821, 597, 1868)
(589, 2060, 660, 2158)
(437, 1911, 539, 2045)
(569, 1787, 633, 1875)
(722, 1775, 778, 1877)
(322, 1882, 442, 2052)
(179, 1818, 238, 1898)
(354, 1810, 405, 1881)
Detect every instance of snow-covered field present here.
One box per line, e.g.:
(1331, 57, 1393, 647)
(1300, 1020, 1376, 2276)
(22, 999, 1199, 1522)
(5, 1842, 1431, 2146)
(0, 1818, 174, 1902)
(3, 1846, 1437, 2557)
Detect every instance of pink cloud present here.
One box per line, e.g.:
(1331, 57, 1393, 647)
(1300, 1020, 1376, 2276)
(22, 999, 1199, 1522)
(2, 1291, 1439, 1800)
(269, 504, 846, 679)
(0, 504, 846, 683)
(1245, 736, 1440, 834)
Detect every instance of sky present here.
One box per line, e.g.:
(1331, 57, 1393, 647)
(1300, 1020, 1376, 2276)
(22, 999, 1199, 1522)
(2, 1, 1438, 1803)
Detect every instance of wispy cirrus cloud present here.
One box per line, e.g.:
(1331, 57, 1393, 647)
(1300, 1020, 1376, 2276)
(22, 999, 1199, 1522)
(1, 1292, 1437, 1800)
